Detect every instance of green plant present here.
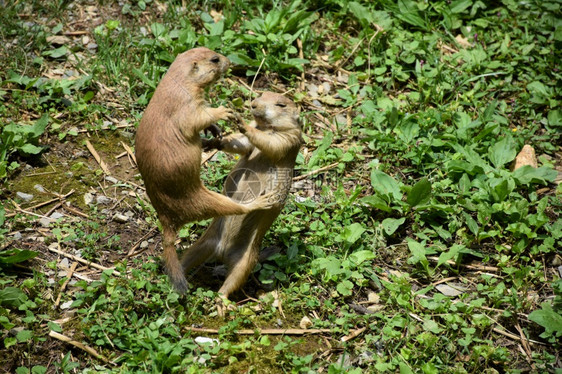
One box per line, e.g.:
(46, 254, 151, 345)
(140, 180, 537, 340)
(0, 114, 48, 180)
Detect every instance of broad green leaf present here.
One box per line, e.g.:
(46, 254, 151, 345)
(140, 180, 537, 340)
(395, 121, 419, 144)
(423, 318, 443, 333)
(16, 329, 33, 343)
(407, 239, 429, 266)
(32, 366, 48, 374)
(462, 211, 479, 236)
(382, 217, 406, 236)
(481, 101, 497, 122)
(513, 166, 557, 185)
(371, 170, 402, 201)
(528, 303, 562, 335)
(458, 174, 471, 195)
(337, 280, 353, 296)
(18, 143, 43, 155)
(150, 22, 166, 37)
(449, 0, 473, 13)
(47, 322, 62, 333)
(30, 114, 49, 138)
(227, 52, 260, 67)
(437, 244, 464, 267)
(488, 177, 512, 202)
(361, 195, 392, 213)
(555, 26, 562, 41)
(0, 287, 26, 308)
(488, 135, 516, 169)
(349, 250, 376, 265)
(548, 109, 561, 127)
(313, 256, 342, 277)
(406, 178, 432, 207)
(44, 46, 68, 58)
(342, 223, 366, 245)
(0, 249, 39, 264)
(348, 2, 372, 27)
(399, 362, 415, 374)
(397, 0, 427, 29)
(446, 160, 484, 176)
(526, 81, 549, 99)
(4, 337, 17, 349)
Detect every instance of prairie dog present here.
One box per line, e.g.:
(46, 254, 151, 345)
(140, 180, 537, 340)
(181, 92, 303, 304)
(135, 47, 274, 293)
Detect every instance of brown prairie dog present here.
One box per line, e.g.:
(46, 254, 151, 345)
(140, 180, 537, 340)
(181, 92, 303, 305)
(135, 47, 275, 293)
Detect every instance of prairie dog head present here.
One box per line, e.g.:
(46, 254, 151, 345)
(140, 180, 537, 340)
(168, 47, 230, 87)
(251, 92, 299, 130)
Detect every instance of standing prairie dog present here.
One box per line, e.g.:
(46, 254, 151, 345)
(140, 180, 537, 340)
(135, 47, 275, 293)
(181, 92, 303, 307)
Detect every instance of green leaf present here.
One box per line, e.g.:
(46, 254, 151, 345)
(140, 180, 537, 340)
(0, 249, 39, 264)
(423, 318, 443, 333)
(16, 329, 33, 343)
(437, 244, 464, 267)
(397, 0, 427, 29)
(488, 135, 516, 169)
(47, 322, 62, 333)
(349, 250, 376, 265)
(406, 178, 432, 207)
(449, 0, 473, 13)
(407, 239, 429, 268)
(132, 68, 156, 89)
(399, 362, 415, 374)
(17, 143, 43, 155)
(0, 287, 27, 308)
(361, 195, 392, 213)
(548, 109, 561, 127)
(30, 114, 49, 138)
(341, 223, 366, 245)
(371, 170, 402, 201)
(43, 46, 68, 58)
(348, 2, 372, 27)
(526, 81, 550, 104)
(528, 303, 562, 335)
(32, 366, 48, 374)
(5, 337, 17, 349)
(462, 211, 479, 236)
(337, 280, 353, 296)
(513, 166, 557, 185)
(382, 217, 406, 236)
(446, 160, 485, 176)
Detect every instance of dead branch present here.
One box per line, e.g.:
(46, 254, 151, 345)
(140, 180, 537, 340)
(85, 140, 111, 175)
(54, 261, 78, 308)
(49, 331, 111, 364)
(184, 327, 331, 336)
(48, 244, 121, 276)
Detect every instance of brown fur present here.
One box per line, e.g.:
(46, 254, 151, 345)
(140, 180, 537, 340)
(135, 48, 274, 293)
(181, 92, 303, 303)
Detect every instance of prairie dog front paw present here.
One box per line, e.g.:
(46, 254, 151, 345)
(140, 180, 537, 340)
(212, 106, 234, 121)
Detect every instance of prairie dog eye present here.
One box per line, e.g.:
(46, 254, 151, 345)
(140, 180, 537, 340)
(210, 56, 221, 63)
(276, 103, 287, 108)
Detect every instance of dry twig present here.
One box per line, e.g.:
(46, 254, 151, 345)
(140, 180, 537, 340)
(85, 140, 111, 175)
(49, 331, 111, 363)
(293, 162, 339, 181)
(54, 261, 78, 308)
(184, 327, 331, 335)
(341, 327, 367, 342)
(48, 244, 121, 276)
